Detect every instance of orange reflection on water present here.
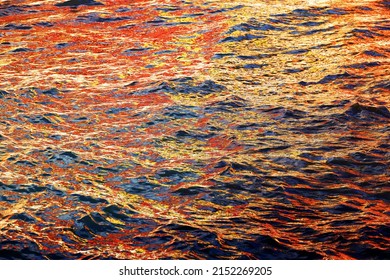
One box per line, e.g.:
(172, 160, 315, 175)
(0, 0, 389, 259)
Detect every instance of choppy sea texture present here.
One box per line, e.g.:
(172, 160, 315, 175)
(0, 0, 389, 259)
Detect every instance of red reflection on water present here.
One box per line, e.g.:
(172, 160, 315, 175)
(0, 0, 389, 260)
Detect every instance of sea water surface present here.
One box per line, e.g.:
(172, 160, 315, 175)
(0, 0, 389, 259)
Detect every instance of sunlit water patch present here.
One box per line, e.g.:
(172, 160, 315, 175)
(0, 0, 389, 259)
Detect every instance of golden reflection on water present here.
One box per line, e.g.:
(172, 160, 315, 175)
(0, 0, 389, 259)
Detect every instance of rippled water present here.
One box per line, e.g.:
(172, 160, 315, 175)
(0, 0, 389, 259)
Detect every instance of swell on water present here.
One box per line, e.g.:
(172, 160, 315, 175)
(0, 0, 389, 259)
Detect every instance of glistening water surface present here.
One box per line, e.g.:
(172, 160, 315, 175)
(0, 0, 389, 259)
